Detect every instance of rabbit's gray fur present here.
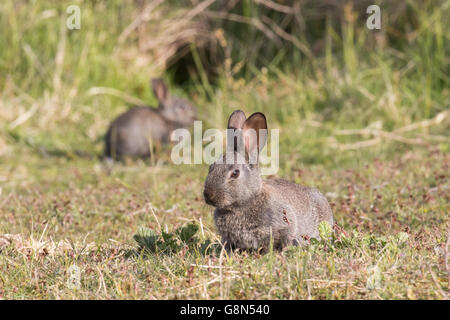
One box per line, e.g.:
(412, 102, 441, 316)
(203, 110, 333, 252)
(105, 78, 197, 159)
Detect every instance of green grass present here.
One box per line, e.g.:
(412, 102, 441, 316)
(0, 148, 448, 299)
(0, 0, 449, 299)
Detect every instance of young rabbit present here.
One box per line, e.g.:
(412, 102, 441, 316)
(203, 110, 333, 252)
(105, 78, 197, 159)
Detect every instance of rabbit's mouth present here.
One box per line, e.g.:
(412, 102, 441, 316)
(203, 190, 216, 206)
(203, 190, 229, 208)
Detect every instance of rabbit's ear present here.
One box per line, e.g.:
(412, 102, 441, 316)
(227, 110, 246, 129)
(151, 78, 169, 103)
(242, 112, 267, 158)
(227, 110, 246, 153)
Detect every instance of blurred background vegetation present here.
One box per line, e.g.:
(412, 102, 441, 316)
(0, 0, 448, 170)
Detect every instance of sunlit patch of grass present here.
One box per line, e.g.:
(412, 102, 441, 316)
(0, 147, 448, 299)
(0, 0, 448, 299)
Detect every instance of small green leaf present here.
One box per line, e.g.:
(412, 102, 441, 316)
(318, 221, 333, 240)
(176, 223, 199, 243)
(133, 227, 159, 252)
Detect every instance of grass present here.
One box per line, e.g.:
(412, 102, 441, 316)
(0, 147, 448, 299)
(0, 0, 449, 299)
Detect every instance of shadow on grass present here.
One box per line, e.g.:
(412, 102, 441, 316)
(126, 223, 222, 258)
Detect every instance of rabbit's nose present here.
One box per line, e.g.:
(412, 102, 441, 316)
(203, 190, 214, 205)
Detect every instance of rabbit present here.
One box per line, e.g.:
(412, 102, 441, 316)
(203, 110, 334, 252)
(105, 78, 197, 159)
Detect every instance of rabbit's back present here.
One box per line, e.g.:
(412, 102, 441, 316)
(212, 180, 320, 251)
(105, 107, 169, 158)
(213, 178, 333, 251)
(264, 179, 333, 239)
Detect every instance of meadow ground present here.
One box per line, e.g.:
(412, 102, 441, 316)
(0, 0, 449, 299)
(0, 140, 448, 299)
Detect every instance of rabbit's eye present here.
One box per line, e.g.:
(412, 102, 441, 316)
(230, 169, 240, 179)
